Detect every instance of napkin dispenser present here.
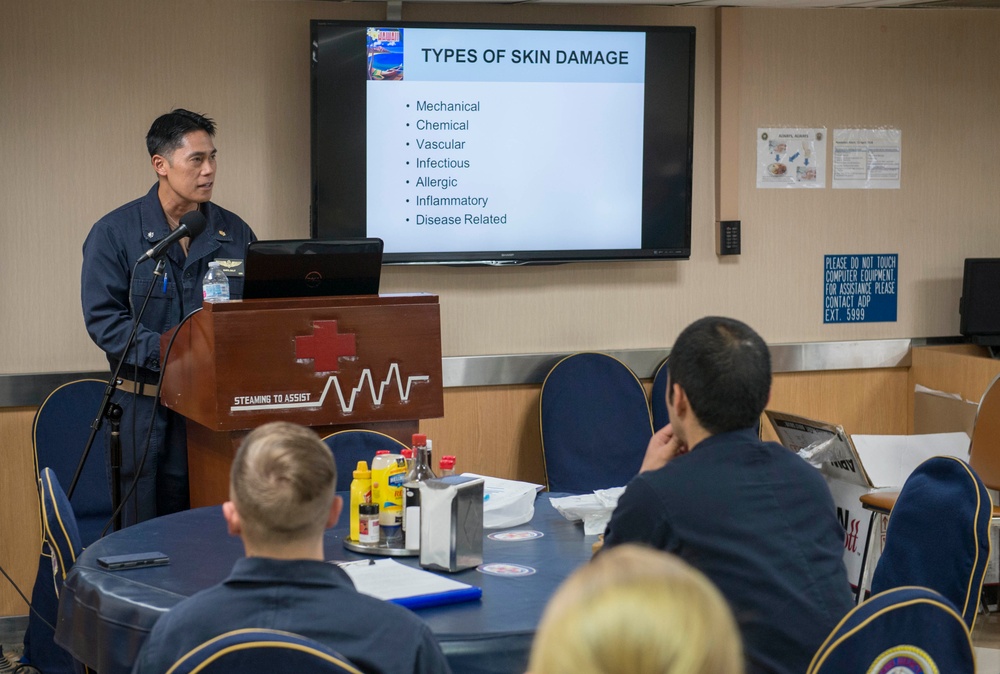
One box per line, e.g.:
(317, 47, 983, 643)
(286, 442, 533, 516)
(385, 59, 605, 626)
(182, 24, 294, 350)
(419, 475, 484, 572)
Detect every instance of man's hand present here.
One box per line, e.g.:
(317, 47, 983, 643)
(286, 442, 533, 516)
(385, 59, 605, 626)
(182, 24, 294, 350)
(639, 423, 688, 473)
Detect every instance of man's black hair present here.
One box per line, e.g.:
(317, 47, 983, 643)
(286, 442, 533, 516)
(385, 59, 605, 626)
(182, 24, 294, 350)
(146, 109, 216, 158)
(667, 316, 771, 435)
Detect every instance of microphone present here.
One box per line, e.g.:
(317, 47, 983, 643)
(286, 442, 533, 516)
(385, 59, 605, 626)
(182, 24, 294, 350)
(136, 211, 207, 264)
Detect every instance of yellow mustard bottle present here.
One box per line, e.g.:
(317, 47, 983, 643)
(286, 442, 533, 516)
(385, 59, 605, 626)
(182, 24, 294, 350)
(350, 460, 372, 542)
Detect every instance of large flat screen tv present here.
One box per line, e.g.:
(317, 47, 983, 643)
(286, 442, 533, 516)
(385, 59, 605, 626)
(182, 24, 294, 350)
(311, 21, 695, 265)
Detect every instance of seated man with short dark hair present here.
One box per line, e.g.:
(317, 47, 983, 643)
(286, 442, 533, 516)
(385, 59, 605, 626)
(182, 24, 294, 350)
(132, 421, 451, 674)
(604, 316, 853, 674)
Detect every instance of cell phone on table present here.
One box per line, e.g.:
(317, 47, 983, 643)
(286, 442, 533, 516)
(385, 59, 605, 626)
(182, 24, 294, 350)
(97, 551, 170, 571)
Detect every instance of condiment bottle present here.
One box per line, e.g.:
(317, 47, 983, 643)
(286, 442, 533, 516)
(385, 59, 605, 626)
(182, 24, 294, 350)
(439, 455, 457, 477)
(372, 450, 405, 547)
(358, 503, 380, 546)
(403, 434, 438, 551)
(349, 460, 372, 542)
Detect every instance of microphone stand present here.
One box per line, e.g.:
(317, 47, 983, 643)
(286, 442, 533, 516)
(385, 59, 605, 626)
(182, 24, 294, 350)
(67, 258, 167, 533)
(107, 403, 124, 532)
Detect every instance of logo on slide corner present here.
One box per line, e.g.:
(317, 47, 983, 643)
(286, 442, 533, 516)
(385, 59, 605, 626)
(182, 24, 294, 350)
(367, 27, 404, 81)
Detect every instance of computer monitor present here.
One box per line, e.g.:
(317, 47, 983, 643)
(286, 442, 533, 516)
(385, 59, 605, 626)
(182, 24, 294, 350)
(960, 258, 1000, 347)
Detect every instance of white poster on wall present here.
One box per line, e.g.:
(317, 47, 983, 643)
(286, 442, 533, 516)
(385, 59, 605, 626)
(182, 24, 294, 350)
(832, 128, 901, 189)
(756, 127, 827, 189)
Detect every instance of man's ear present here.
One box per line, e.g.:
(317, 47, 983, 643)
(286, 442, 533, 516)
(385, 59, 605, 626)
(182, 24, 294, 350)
(222, 501, 242, 537)
(327, 495, 344, 529)
(670, 382, 689, 417)
(151, 154, 169, 177)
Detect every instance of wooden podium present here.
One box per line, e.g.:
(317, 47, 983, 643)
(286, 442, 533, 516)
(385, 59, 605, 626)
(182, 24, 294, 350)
(160, 293, 443, 507)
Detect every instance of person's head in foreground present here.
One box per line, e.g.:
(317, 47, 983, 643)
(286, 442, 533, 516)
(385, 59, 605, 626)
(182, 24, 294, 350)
(528, 544, 744, 674)
(223, 421, 343, 559)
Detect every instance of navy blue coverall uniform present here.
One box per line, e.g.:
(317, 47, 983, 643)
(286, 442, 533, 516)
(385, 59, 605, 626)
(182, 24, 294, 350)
(81, 183, 256, 525)
(132, 557, 452, 674)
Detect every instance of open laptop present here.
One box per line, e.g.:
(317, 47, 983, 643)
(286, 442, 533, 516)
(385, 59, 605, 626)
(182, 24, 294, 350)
(765, 410, 871, 487)
(242, 238, 383, 300)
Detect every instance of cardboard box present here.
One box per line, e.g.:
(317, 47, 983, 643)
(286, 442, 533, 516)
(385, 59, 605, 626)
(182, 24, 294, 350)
(766, 410, 971, 595)
(913, 385, 978, 438)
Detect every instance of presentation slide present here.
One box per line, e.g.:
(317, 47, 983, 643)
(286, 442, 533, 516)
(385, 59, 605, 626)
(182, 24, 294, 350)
(363, 27, 647, 254)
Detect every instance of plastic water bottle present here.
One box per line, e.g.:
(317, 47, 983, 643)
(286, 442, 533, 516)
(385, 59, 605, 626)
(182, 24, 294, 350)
(202, 261, 230, 302)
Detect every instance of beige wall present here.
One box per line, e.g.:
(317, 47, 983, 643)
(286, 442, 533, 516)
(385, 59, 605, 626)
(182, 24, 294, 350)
(3, 2, 1000, 375)
(2, 0, 1000, 615)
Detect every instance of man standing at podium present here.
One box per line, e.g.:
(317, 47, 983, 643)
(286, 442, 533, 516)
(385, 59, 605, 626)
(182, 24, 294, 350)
(81, 109, 256, 525)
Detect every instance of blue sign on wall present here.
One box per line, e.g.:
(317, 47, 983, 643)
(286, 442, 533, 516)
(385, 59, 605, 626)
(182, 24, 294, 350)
(824, 254, 897, 324)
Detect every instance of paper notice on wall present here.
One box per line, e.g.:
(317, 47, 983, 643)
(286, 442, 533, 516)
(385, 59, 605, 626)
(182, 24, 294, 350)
(756, 128, 826, 189)
(832, 128, 901, 189)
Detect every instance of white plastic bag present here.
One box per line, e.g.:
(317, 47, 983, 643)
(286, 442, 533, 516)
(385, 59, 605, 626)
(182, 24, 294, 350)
(461, 473, 543, 529)
(550, 487, 625, 535)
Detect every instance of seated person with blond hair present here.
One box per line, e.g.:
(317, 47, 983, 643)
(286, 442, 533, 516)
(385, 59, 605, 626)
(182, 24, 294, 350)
(529, 544, 744, 674)
(132, 421, 451, 674)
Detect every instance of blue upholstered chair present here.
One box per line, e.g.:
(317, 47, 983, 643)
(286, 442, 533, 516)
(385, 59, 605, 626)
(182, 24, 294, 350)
(322, 429, 408, 492)
(36, 467, 93, 674)
(39, 467, 82, 591)
(32, 379, 113, 545)
(649, 357, 670, 430)
(26, 380, 112, 673)
(868, 456, 991, 629)
(540, 353, 653, 493)
(806, 586, 974, 674)
(168, 629, 363, 674)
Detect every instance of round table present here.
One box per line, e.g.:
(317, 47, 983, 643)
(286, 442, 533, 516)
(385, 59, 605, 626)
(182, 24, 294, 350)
(55, 493, 595, 674)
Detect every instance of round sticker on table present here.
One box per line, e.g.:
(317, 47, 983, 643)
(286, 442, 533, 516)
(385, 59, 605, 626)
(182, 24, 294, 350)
(477, 563, 536, 577)
(488, 530, 544, 542)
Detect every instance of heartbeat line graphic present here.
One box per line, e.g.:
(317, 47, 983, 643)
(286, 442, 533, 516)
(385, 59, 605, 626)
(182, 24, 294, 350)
(328, 363, 430, 413)
(230, 363, 429, 414)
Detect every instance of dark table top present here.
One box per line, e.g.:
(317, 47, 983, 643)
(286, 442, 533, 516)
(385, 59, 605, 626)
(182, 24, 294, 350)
(55, 493, 595, 674)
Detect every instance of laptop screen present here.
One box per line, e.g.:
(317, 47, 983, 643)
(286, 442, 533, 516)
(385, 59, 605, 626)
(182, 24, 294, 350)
(242, 238, 383, 300)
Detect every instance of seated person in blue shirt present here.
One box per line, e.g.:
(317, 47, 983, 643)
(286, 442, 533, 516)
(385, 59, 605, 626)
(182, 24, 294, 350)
(132, 421, 451, 674)
(603, 316, 853, 674)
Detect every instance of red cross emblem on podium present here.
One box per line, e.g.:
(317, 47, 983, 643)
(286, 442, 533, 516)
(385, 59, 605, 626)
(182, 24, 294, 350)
(294, 320, 357, 373)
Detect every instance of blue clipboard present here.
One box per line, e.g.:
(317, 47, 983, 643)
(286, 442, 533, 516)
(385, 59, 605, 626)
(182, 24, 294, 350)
(391, 586, 483, 610)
